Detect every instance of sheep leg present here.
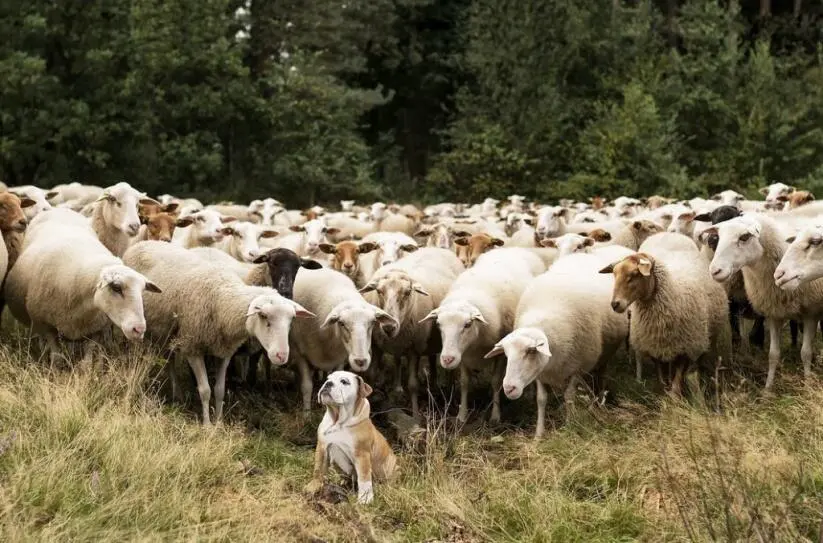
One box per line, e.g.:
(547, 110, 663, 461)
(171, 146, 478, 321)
(457, 364, 470, 423)
(802, 316, 816, 383)
(535, 380, 548, 439)
(749, 316, 766, 350)
(297, 357, 313, 412)
(246, 350, 259, 390)
(408, 356, 420, 419)
(728, 300, 741, 347)
(393, 356, 404, 395)
(167, 357, 181, 402)
(490, 357, 503, 424)
(186, 354, 212, 426)
(765, 318, 784, 391)
(790, 320, 800, 348)
(213, 356, 232, 423)
(263, 355, 272, 394)
(671, 361, 684, 398)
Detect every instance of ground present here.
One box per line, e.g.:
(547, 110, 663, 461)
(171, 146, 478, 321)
(0, 323, 822, 542)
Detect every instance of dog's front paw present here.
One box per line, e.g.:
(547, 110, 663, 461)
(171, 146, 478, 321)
(356, 481, 374, 504)
(304, 479, 323, 494)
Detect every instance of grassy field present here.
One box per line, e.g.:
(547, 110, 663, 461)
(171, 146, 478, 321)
(1, 326, 822, 542)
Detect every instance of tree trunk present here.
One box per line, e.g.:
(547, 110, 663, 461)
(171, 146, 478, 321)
(794, 0, 802, 18)
(760, 0, 771, 18)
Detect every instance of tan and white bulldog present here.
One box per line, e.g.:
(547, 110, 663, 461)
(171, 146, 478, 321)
(304, 371, 398, 504)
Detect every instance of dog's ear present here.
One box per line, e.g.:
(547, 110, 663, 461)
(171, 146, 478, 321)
(357, 375, 373, 400)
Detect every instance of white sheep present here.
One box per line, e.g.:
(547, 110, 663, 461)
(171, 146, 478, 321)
(248, 198, 285, 225)
(361, 248, 464, 417)
(775, 224, 823, 289)
(8, 185, 55, 220)
(485, 253, 628, 437)
(270, 218, 339, 258)
(172, 208, 236, 248)
(90, 182, 160, 257)
(217, 221, 279, 262)
(421, 248, 544, 423)
(4, 208, 161, 364)
(123, 240, 315, 425)
(291, 268, 398, 411)
(708, 214, 823, 389)
(358, 232, 419, 280)
(534, 206, 568, 240)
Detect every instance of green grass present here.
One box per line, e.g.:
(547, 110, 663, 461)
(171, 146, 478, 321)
(1, 326, 822, 542)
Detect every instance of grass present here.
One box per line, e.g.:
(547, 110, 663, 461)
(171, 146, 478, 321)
(1, 325, 823, 542)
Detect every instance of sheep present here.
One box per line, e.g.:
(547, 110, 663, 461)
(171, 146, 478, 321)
(786, 190, 815, 210)
(421, 248, 544, 423)
(377, 212, 416, 236)
(414, 222, 467, 249)
(123, 240, 315, 425)
(0, 192, 36, 270)
(89, 182, 161, 257)
(605, 219, 665, 251)
(270, 218, 339, 259)
(207, 203, 257, 223)
(540, 230, 612, 257)
(291, 268, 399, 411)
(248, 198, 285, 225)
(4, 208, 161, 364)
(8, 185, 55, 220)
(51, 182, 104, 210)
(534, 206, 568, 241)
(711, 190, 745, 208)
(485, 253, 628, 437)
(172, 209, 236, 249)
(319, 240, 378, 286)
(340, 200, 355, 212)
(358, 232, 419, 280)
(360, 248, 464, 417)
(759, 182, 795, 204)
(666, 206, 698, 239)
(775, 225, 823, 289)
(644, 195, 673, 210)
(217, 221, 279, 262)
(454, 233, 505, 267)
(600, 236, 730, 396)
(323, 213, 376, 241)
(707, 214, 823, 389)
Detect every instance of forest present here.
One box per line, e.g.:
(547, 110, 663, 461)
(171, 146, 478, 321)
(2, 1, 823, 207)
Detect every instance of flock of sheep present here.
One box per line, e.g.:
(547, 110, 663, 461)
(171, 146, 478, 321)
(1, 180, 823, 435)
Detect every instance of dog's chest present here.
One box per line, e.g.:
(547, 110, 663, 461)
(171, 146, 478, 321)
(320, 422, 357, 475)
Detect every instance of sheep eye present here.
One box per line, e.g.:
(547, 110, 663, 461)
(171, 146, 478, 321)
(810, 237, 822, 247)
(110, 283, 123, 294)
(463, 321, 472, 329)
(739, 233, 752, 242)
(197, 216, 205, 222)
(340, 378, 350, 386)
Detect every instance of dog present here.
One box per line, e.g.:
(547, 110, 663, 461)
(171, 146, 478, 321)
(304, 371, 398, 504)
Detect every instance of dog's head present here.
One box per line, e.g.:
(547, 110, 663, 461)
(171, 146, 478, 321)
(317, 370, 373, 415)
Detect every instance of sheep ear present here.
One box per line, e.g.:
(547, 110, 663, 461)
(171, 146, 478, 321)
(413, 228, 431, 238)
(357, 241, 378, 254)
(400, 244, 418, 252)
(412, 282, 429, 296)
(491, 238, 505, 247)
(588, 229, 611, 242)
(175, 217, 194, 228)
(144, 281, 162, 293)
(582, 237, 595, 247)
(637, 257, 652, 276)
(599, 263, 616, 274)
(693, 213, 711, 222)
(318, 243, 337, 254)
(291, 301, 316, 319)
(260, 230, 279, 239)
(325, 227, 340, 236)
(454, 237, 469, 246)
(523, 217, 534, 226)
(483, 344, 504, 359)
(163, 202, 179, 213)
(139, 197, 161, 207)
(534, 339, 551, 358)
(453, 230, 472, 238)
(711, 193, 721, 201)
(252, 253, 269, 264)
(632, 221, 643, 230)
(245, 306, 261, 317)
(540, 239, 557, 248)
(787, 186, 796, 194)
(359, 281, 378, 293)
(375, 309, 399, 329)
(19, 197, 36, 208)
(320, 312, 339, 328)
(418, 309, 438, 323)
(289, 225, 305, 232)
(758, 187, 769, 195)
(45, 191, 59, 201)
(786, 235, 797, 243)
(221, 227, 236, 236)
(471, 310, 488, 324)
(95, 191, 112, 203)
(220, 216, 237, 224)
(301, 259, 323, 270)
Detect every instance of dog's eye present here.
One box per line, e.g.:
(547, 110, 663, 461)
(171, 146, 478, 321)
(340, 378, 350, 386)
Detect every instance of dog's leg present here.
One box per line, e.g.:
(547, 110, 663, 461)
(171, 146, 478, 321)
(353, 449, 374, 505)
(457, 364, 470, 423)
(304, 442, 328, 494)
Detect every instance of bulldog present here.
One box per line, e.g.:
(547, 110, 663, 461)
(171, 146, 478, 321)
(304, 371, 398, 504)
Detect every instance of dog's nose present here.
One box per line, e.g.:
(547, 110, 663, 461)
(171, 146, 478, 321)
(321, 380, 333, 389)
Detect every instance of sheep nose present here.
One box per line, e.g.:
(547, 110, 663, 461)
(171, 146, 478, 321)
(381, 260, 392, 267)
(503, 385, 517, 397)
(610, 301, 621, 311)
(16, 219, 27, 230)
(774, 268, 785, 281)
(160, 236, 171, 242)
(343, 262, 353, 269)
(710, 267, 723, 277)
(350, 357, 368, 369)
(274, 351, 287, 363)
(441, 355, 455, 367)
(131, 324, 146, 337)
(128, 223, 140, 235)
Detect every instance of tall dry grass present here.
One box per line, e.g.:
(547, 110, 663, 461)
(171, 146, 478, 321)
(0, 329, 821, 542)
